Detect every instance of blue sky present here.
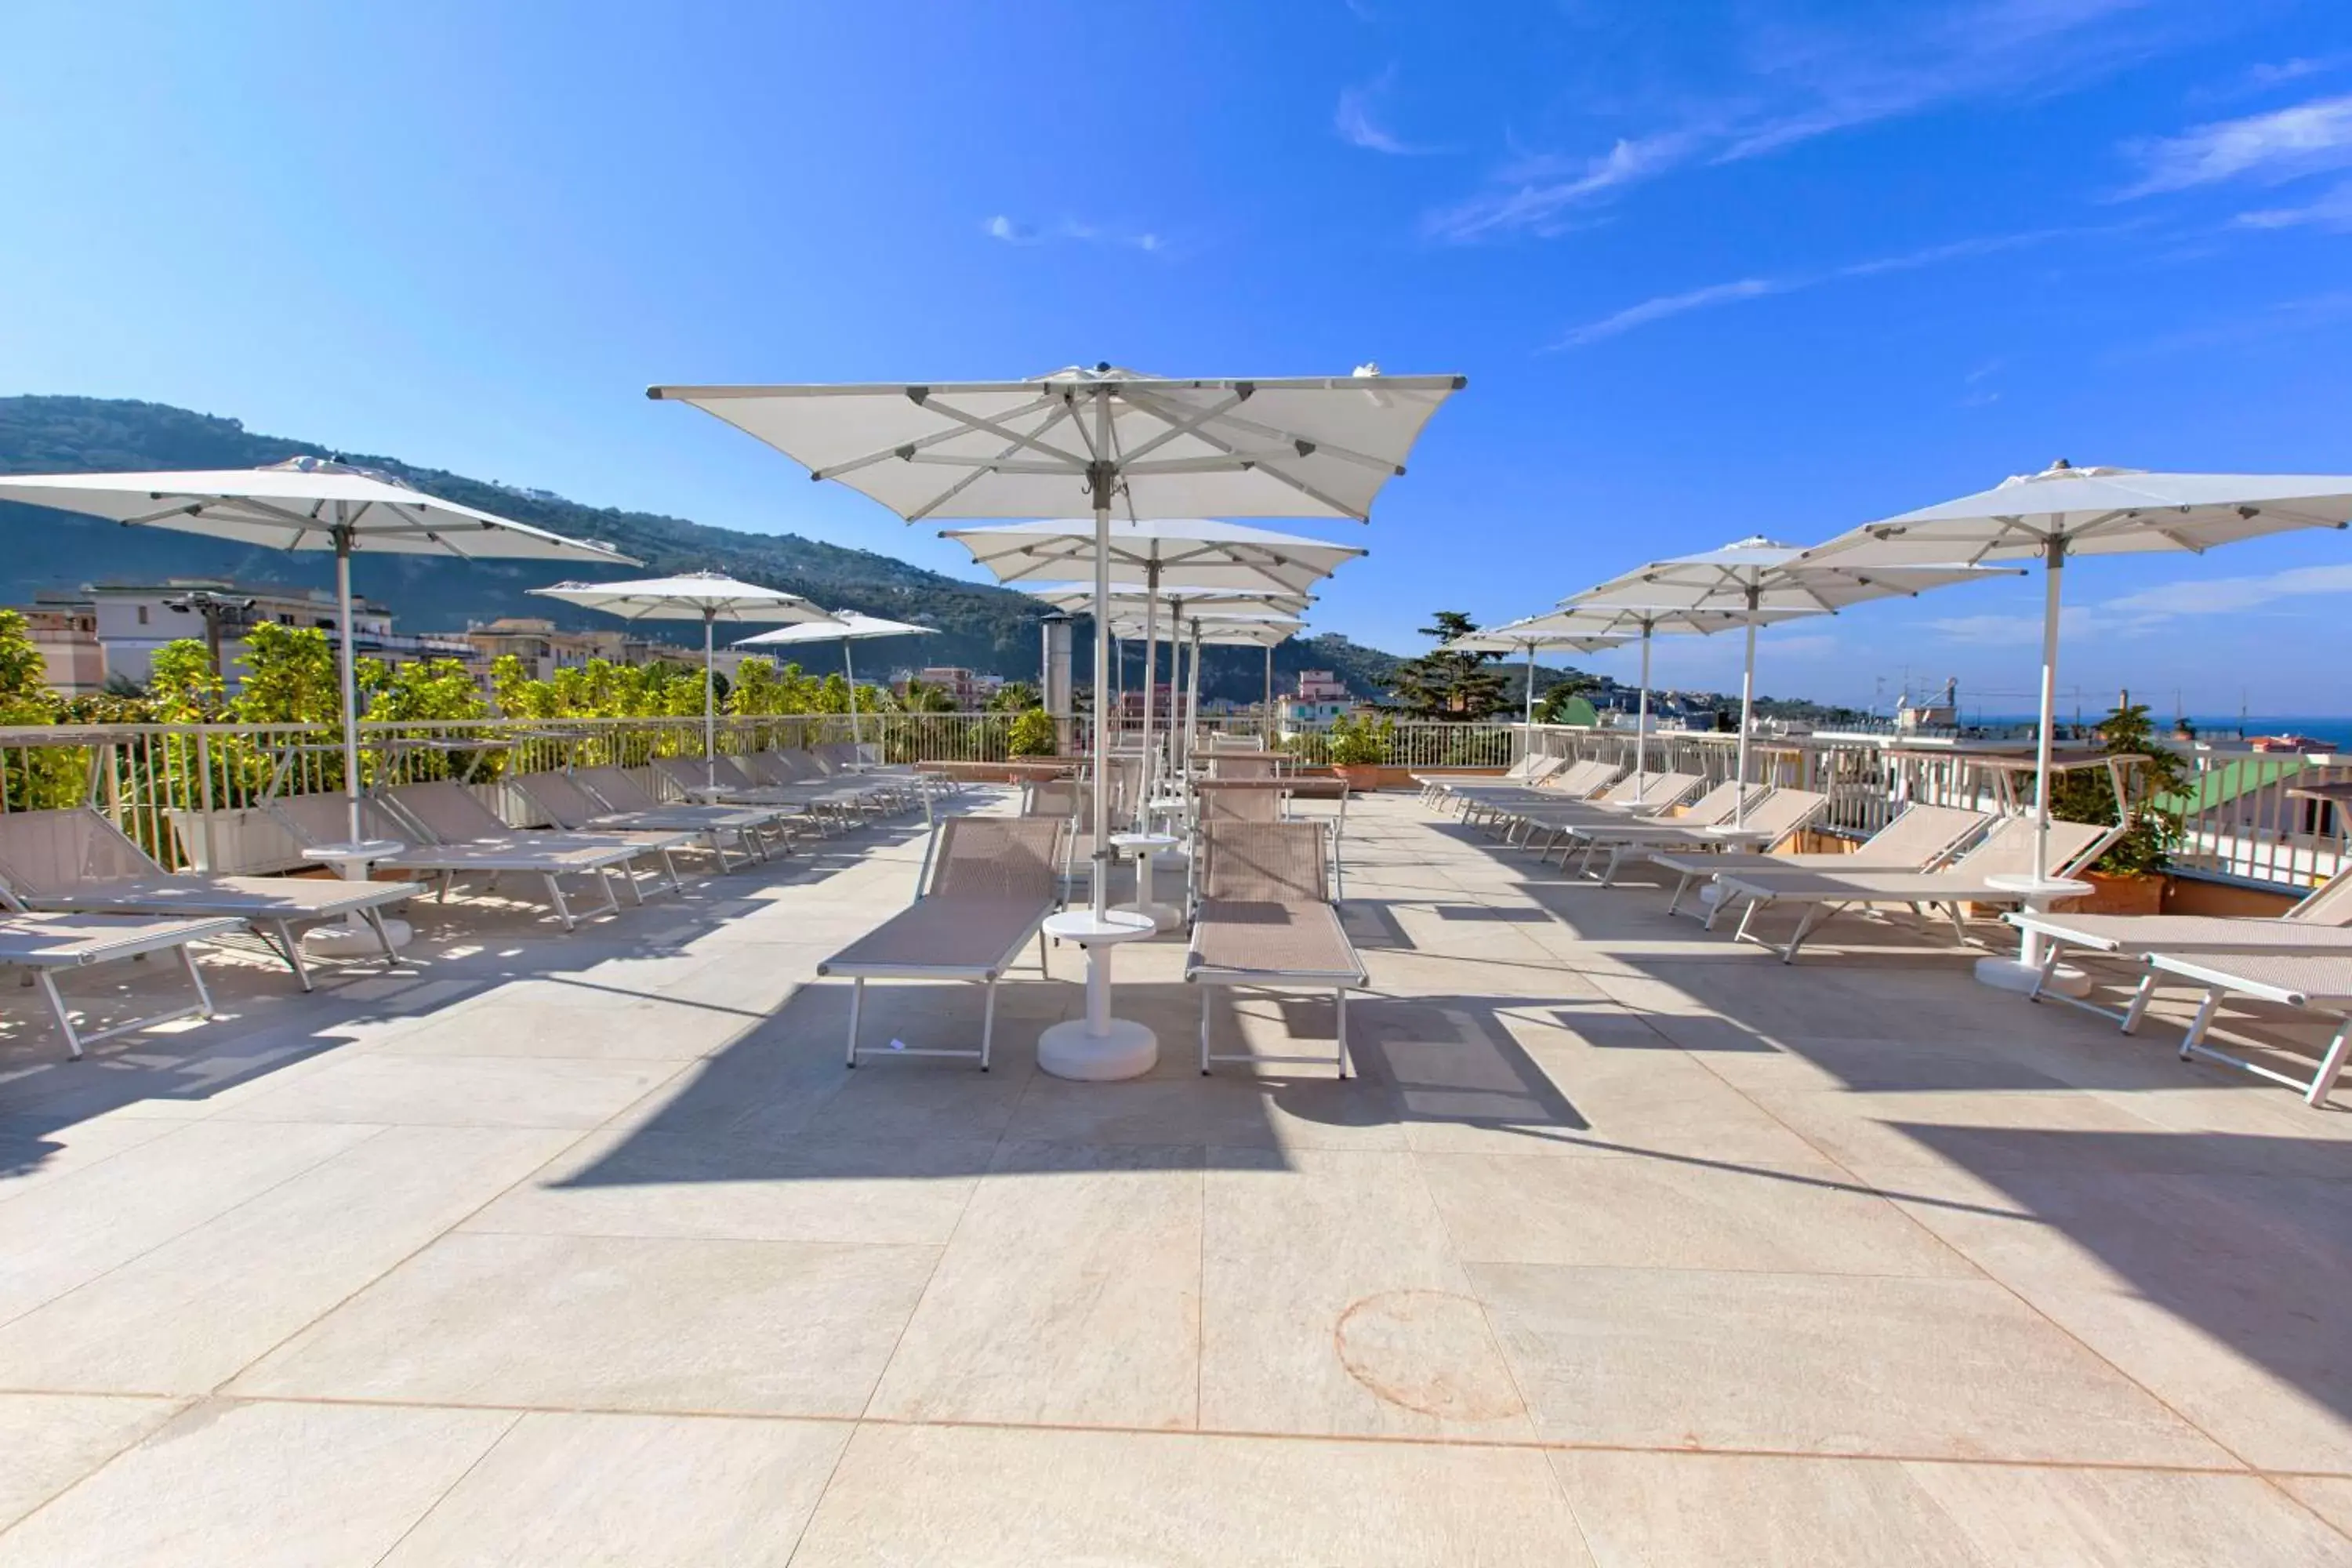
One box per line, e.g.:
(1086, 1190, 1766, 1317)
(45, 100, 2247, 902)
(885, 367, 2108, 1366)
(4, 0, 2350, 713)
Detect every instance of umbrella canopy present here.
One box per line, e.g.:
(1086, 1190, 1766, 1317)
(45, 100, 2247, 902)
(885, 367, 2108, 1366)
(1798, 463, 2352, 909)
(649, 365, 1463, 521)
(1507, 602, 1816, 790)
(1023, 583, 1315, 619)
(0, 458, 637, 844)
(1570, 536, 2019, 822)
(648, 365, 1463, 1082)
(530, 573, 839, 785)
(942, 517, 1364, 594)
(731, 610, 937, 747)
(1440, 616, 1639, 736)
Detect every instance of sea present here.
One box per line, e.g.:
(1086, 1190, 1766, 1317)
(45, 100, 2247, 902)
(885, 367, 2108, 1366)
(1964, 715, 2350, 747)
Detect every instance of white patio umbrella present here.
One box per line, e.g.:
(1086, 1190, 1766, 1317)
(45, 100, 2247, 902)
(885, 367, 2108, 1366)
(1797, 461, 2352, 989)
(731, 609, 936, 748)
(650, 364, 1461, 1080)
(1506, 602, 1816, 795)
(1570, 538, 2018, 824)
(1439, 617, 1639, 742)
(0, 458, 637, 846)
(943, 517, 1365, 810)
(1166, 613, 1308, 774)
(1026, 583, 1316, 782)
(528, 573, 840, 788)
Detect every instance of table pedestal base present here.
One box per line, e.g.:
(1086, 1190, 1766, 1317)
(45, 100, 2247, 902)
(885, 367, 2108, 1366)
(1975, 955, 2091, 998)
(304, 916, 410, 960)
(1038, 1016, 1159, 1080)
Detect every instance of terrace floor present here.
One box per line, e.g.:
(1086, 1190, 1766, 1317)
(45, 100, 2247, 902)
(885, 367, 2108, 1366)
(1, 790, 2349, 1564)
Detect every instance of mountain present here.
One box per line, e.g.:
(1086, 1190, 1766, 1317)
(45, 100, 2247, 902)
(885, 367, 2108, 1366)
(0, 395, 1412, 702)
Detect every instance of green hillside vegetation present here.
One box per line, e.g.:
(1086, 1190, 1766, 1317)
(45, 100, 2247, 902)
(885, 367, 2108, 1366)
(0, 395, 1410, 704)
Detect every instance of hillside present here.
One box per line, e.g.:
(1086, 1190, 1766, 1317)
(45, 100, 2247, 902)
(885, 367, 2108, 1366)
(0, 395, 1412, 703)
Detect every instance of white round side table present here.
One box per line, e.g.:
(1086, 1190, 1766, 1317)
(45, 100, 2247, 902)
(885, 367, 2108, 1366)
(1036, 908, 1160, 1080)
(1974, 872, 2095, 996)
(1109, 832, 1181, 931)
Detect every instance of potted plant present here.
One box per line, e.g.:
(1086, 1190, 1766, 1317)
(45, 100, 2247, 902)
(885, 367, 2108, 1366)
(1326, 712, 1395, 790)
(2048, 700, 2183, 916)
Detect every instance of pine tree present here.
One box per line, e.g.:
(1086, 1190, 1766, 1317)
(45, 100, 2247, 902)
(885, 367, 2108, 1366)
(1390, 611, 1510, 722)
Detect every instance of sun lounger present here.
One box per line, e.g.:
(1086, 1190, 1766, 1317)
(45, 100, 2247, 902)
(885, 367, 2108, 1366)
(817, 815, 1066, 1069)
(0, 885, 241, 1057)
(813, 741, 949, 801)
(657, 754, 871, 826)
(2136, 949, 2352, 1108)
(1187, 820, 1366, 1077)
(756, 749, 909, 812)
(0, 806, 413, 989)
(1449, 758, 1617, 823)
(1495, 770, 1704, 849)
(2005, 866, 2352, 1021)
(1417, 751, 1560, 806)
(1651, 803, 1993, 917)
(512, 770, 785, 871)
(270, 790, 662, 934)
(577, 764, 812, 843)
(1555, 782, 1814, 882)
(1712, 816, 2122, 963)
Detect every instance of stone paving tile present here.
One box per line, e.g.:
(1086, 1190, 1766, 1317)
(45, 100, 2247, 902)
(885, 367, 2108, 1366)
(0, 1395, 183, 1534)
(788, 1422, 1594, 1567)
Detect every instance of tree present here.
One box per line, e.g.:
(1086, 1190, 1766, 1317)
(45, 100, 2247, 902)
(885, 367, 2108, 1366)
(897, 679, 956, 714)
(1389, 611, 1508, 722)
(147, 639, 227, 721)
(988, 681, 1040, 713)
(232, 622, 343, 724)
(1534, 672, 1601, 724)
(2049, 699, 2190, 877)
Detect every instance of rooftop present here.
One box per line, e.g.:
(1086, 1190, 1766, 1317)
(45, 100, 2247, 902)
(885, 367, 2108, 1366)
(1, 791, 2348, 1562)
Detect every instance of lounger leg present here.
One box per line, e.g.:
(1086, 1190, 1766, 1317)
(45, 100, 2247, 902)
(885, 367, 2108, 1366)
(543, 873, 577, 932)
(659, 847, 683, 895)
(1335, 987, 1352, 1078)
(845, 977, 863, 1066)
(34, 971, 83, 1060)
(1198, 982, 1212, 1075)
(180, 943, 217, 1018)
(2027, 942, 2063, 1003)
(2308, 1018, 2351, 1108)
(1728, 895, 1762, 942)
(1779, 902, 1835, 963)
(361, 906, 400, 967)
(1599, 846, 1625, 887)
(2121, 968, 2158, 1035)
(1668, 870, 1696, 916)
(274, 919, 312, 992)
(1036, 927, 1051, 978)
(618, 862, 648, 906)
(979, 980, 996, 1073)
(2178, 989, 2223, 1061)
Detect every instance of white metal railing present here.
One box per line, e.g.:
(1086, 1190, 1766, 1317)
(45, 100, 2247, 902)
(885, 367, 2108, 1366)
(0, 713, 2336, 895)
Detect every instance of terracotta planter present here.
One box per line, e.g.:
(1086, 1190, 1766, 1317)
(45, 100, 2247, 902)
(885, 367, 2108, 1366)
(1332, 764, 1383, 792)
(2054, 871, 2165, 916)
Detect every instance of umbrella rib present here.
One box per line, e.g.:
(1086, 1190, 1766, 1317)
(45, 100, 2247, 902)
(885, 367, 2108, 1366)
(906, 403, 1080, 522)
(1122, 387, 1402, 475)
(914, 394, 1094, 471)
(808, 392, 1062, 481)
(1107, 390, 1248, 466)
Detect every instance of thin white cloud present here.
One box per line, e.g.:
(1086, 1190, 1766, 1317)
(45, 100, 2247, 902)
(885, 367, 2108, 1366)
(1553, 278, 1782, 348)
(983, 215, 1165, 253)
(1425, 0, 2172, 242)
(1549, 227, 2092, 349)
(1335, 67, 1444, 156)
(2236, 179, 2352, 231)
(2102, 563, 2352, 617)
(1422, 133, 1697, 242)
(2121, 93, 2352, 196)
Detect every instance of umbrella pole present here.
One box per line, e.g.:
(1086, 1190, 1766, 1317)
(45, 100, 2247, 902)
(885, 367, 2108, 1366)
(1140, 565, 1160, 822)
(1523, 642, 1536, 757)
(703, 610, 717, 791)
(1736, 605, 1758, 829)
(1635, 623, 1652, 795)
(1087, 470, 1113, 921)
(1186, 622, 1203, 783)
(843, 638, 862, 750)
(1263, 644, 1273, 743)
(2031, 543, 2064, 887)
(334, 524, 363, 846)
